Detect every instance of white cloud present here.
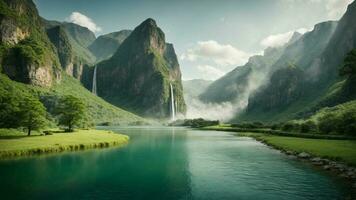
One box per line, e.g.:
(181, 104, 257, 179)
(282, 0, 352, 20)
(260, 28, 310, 48)
(325, 0, 353, 19)
(67, 12, 102, 33)
(196, 65, 225, 80)
(180, 40, 250, 67)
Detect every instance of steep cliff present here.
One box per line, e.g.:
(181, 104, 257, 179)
(96, 18, 186, 118)
(0, 0, 61, 87)
(199, 46, 284, 104)
(239, 1, 356, 122)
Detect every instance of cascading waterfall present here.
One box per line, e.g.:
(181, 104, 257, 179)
(170, 83, 176, 121)
(92, 65, 97, 95)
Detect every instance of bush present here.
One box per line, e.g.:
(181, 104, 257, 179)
(300, 120, 317, 133)
(317, 113, 341, 134)
(231, 121, 265, 129)
(175, 118, 219, 128)
(281, 122, 299, 132)
(317, 112, 356, 135)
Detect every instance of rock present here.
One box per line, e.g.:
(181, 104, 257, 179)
(334, 164, 347, 172)
(323, 165, 331, 170)
(346, 170, 356, 178)
(310, 157, 328, 166)
(298, 152, 311, 159)
(286, 150, 295, 155)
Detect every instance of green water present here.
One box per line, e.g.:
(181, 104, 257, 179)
(0, 127, 351, 199)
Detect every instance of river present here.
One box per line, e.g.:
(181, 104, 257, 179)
(0, 127, 350, 199)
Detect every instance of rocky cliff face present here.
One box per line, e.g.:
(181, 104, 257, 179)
(43, 20, 98, 81)
(199, 46, 284, 104)
(89, 30, 131, 62)
(240, 1, 356, 121)
(320, 1, 356, 82)
(0, 0, 61, 87)
(247, 66, 305, 112)
(95, 18, 186, 118)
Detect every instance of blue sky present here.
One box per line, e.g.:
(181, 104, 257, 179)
(34, 0, 353, 80)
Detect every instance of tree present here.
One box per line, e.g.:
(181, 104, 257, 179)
(55, 95, 86, 132)
(339, 49, 356, 77)
(19, 96, 47, 136)
(0, 87, 21, 128)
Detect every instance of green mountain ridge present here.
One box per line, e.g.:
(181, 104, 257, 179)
(89, 30, 132, 62)
(96, 18, 186, 118)
(0, 0, 145, 125)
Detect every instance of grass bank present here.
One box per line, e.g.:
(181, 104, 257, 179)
(201, 126, 356, 166)
(201, 125, 356, 140)
(0, 129, 129, 158)
(240, 132, 356, 166)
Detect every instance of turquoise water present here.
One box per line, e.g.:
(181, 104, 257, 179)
(0, 127, 351, 199)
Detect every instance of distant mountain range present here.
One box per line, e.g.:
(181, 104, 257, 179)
(199, 1, 356, 122)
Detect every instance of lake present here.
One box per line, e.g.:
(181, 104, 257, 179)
(0, 127, 351, 199)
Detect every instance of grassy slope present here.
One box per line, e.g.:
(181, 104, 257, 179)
(0, 129, 129, 158)
(309, 100, 356, 122)
(0, 73, 145, 125)
(49, 74, 145, 124)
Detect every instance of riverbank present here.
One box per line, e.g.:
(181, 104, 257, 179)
(244, 133, 356, 188)
(201, 126, 356, 189)
(0, 129, 129, 158)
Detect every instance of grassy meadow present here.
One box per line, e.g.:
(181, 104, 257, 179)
(0, 129, 129, 158)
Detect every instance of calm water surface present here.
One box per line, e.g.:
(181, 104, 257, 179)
(0, 127, 351, 199)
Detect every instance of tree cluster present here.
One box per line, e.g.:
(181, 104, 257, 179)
(0, 88, 88, 135)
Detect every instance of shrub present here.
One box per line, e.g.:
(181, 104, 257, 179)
(300, 120, 317, 133)
(317, 113, 341, 134)
(281, 122, 298, 131)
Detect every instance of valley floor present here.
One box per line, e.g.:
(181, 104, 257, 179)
(0, 129, 129, 158)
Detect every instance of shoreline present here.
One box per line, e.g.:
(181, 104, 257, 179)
(0, 129, 129, 159)
(252, 135, 356, 185)
(200, 127, 356, 192)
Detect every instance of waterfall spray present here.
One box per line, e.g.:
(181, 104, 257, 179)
(170, 83, 176, 121)
(92, 65, 97, 95)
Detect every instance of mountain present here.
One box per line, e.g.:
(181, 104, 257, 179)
(0, 0, 144, 124)
(0, 0, 61, 86)
(199, 46, 285, 104)
(89, 30, 132, 62)
(239, 1, 356, 122)
(183, 79, 213, 99)
(95, 18, 186, 118)
(43, 20, 96, 65)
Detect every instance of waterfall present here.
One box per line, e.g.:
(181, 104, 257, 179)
(170, 83, 176, 121)
(92, 65, 97, 95)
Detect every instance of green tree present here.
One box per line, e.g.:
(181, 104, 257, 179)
(55, 95, 86, 132)
(0, 87, 21, 128)
(339, 49, 356, 77)
(19, 96, 47, 136)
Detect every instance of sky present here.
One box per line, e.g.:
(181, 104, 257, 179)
(34, 0, 353, 80)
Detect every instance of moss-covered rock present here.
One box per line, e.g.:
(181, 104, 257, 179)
(0, 0, 61, 87)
